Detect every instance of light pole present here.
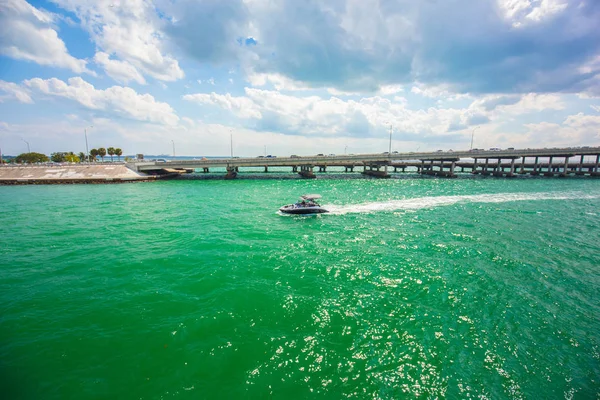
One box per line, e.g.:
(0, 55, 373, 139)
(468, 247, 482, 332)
(230, 131, 233, 158)
(171, 140, 175, 158)
(470, 126, 480, 150)
(389, 124, 392, 155)
(85, 126, 93, 162)
(345, 145, 348, 155)
(22, 138, 30, 153)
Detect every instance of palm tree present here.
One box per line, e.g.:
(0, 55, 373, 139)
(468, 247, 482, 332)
(107, 147, 115, 162)
(90, 148, 99, 162)
(98, 147, 107, 162)
(78, 152, 85, 163)
(115, 148, 122, 161)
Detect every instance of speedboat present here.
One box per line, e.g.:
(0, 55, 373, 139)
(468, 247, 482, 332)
(279, 194, 329, 215)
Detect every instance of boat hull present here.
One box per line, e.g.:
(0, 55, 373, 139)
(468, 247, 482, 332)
(279, 205, 329, 214)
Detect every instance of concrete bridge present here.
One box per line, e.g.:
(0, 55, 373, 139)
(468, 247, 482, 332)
(129, 146, 600, 179)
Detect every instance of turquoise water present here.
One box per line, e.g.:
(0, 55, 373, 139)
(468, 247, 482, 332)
(1, 177, 599, 399)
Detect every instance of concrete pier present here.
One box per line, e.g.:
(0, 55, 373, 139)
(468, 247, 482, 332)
(298, 165, 315, 179)
(362, 164, 390, 178)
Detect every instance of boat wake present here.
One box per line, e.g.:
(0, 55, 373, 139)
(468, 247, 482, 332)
(325, 191, 600, 215)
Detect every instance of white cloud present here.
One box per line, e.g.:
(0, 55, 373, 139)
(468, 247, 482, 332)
(53, 0, 184, 82)
(523, 112, 600, 145)
(379, 85, 404, 95)
(94, 52, 146, 85)
(247, 73, 311, 91)
(473, 93, 565, 115)
(0, 0, 90, 73)
(497, 0, 568, 27)
(183, 91, 262, 119)
(184, 87, 481, 139)
(0, 80, 33, 103)
(327, 84, 404, 97)
(24, 77, 179, 126)
(411, 83, 470, 101)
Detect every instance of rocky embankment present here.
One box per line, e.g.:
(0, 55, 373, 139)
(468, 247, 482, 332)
(0, 164, 155, 185)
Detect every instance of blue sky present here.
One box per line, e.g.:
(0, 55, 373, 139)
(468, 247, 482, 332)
(1, 0, 599, 156)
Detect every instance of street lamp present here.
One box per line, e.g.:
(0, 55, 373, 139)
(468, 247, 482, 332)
(470, 126, 480, 150)
(171, 140, 176, 158)
(85, 125, 93, 162)
(22, 138, 30, 153)
(389, 124, 393, 155)
(230, 131, 233, 158)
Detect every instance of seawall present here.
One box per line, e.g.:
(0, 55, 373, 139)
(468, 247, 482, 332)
(0, 164, 156, 185)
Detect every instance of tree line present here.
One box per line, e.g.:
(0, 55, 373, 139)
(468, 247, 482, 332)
(3, 147, 124, 164)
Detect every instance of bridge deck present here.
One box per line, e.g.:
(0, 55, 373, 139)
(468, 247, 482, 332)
(133, 147, 600, 172)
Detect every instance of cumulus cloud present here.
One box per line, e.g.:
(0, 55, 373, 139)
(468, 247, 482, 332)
(0, 80, 33, 104)
(0, 0, 90, 73)
(161, 0, 600, 96)
(24, 77, 179, 125)
(473, 93, 565, 115)
(184, 88, 487, 140)
(53, 0, 184, 82)
(524, 113, 600, 145)
(93, 52, 146, 85)
(162, 0, 249, 64)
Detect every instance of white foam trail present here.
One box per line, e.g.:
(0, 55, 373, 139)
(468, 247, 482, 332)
(325, 191, 600, 215)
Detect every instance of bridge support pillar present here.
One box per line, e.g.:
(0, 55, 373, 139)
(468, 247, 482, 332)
(362, 164, 390, 178)
(319, 166, 326, 172)
(225, 166, 237, 179)
(508, 159, 516, 177)
(292, 166, 297, 172)
(264, 166, 268, 173)
(482, 158, 490, 175)
(472, 158, 479, 174)
(203, 167, 209, 173)
(450, 161, 456, 175)
(493, 159, 503, 177)
(576, 155, 585, 175)
(531, 157, 540, 176)
(560, 157, 569, 177)
(545, 156, 554, 177)
(298, 165, 315, 179)
(593, 155, 600, 177)
(519, 157, 526, 174)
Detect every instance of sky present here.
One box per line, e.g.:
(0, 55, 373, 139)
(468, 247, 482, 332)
(0, 0, 599, 157)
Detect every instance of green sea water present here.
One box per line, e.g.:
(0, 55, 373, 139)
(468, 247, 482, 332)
(1, 176, 599, 399)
